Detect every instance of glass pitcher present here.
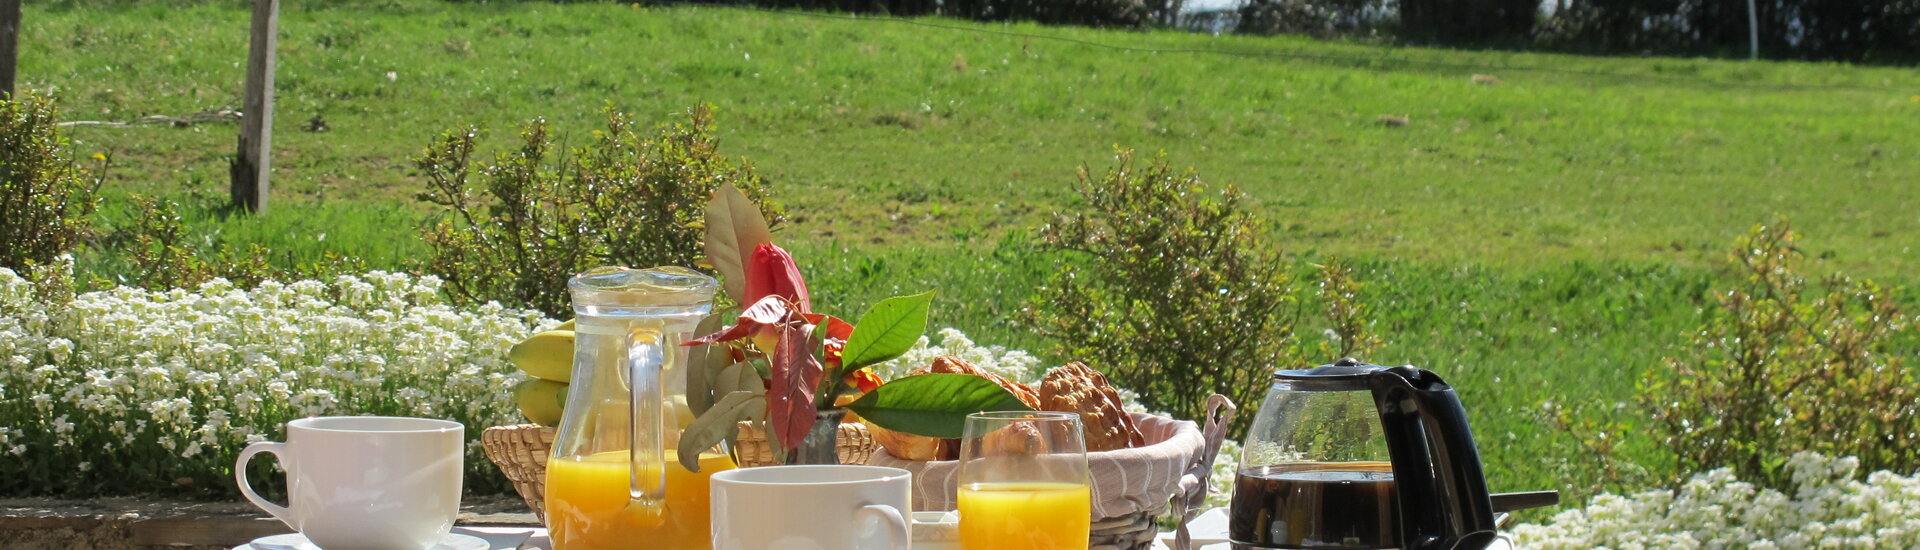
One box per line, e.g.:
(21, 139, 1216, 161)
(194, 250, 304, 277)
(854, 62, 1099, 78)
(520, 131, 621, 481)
(1230, 358, 1496, 550)
(546, 266, 736, 550)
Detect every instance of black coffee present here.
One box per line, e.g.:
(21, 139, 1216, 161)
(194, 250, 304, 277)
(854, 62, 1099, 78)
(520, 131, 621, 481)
(1228, 462, 1399, 549)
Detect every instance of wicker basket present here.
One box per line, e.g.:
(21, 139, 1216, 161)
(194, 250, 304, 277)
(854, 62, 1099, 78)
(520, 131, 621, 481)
(868, 396, 1237, 550)
(480, 421, 877, 524)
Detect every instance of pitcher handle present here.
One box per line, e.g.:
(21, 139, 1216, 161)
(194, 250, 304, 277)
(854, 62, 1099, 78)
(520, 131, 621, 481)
(234, 441, 295, 529)
(1173, 394, 1236, 550)
(856, 504, 910, 550)
(628, 325, 670, 518)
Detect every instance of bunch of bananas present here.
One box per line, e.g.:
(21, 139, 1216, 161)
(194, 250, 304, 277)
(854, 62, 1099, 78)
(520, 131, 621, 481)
(509, 320, 575, 426)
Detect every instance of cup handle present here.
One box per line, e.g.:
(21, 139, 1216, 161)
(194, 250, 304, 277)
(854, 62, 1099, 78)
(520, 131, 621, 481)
(234, 441, 295, 528)
(856, 504, 910, 550)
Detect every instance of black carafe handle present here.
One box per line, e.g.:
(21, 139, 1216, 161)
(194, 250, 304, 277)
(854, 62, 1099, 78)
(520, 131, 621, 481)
(1369, 366, 1498, 550)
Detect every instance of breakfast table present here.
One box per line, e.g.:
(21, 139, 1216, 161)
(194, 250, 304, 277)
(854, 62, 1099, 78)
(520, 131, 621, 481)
(254, 508, 1515, 550)
(391, 525, 1220, 550)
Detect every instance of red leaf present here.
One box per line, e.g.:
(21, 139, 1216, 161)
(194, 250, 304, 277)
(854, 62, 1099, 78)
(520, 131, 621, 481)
(744, 243, 811, 313)
(686, 295, 802, 346)
(742, 294, 800, 325)
(769, 320, 824, 452)
(803, 313, 855, 341)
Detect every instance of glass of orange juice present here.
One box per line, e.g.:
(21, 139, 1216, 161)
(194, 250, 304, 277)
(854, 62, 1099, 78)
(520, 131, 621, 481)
(957, 411, 1091, 550)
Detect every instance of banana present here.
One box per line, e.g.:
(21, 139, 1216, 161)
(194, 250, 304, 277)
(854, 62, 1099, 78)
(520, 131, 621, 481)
(509, 329, 575, 382)
(514, 379, 570, 427)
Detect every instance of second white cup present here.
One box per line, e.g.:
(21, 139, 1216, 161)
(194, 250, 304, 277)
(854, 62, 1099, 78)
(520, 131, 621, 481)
(711, 465, 912, 550)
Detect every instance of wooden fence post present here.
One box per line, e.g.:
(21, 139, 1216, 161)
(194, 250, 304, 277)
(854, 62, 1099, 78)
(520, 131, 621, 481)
(230, 0, 279, 213)
(1, 0, 20, 99)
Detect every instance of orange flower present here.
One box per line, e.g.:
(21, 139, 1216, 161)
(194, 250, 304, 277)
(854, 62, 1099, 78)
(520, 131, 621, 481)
(845, 367, 883, 393)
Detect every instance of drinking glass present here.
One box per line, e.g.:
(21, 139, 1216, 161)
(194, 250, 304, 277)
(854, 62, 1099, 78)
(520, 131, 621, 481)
(957, 411, 1091, 550)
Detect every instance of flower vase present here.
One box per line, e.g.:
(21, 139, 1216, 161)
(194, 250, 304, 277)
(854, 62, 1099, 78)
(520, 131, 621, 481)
(788, 409, 846, 465)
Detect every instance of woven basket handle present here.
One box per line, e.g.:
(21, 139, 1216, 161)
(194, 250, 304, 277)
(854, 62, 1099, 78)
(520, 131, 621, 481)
(1173, 394, 1236, 550)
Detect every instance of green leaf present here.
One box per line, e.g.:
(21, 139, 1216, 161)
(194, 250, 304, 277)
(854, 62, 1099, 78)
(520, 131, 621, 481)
(713, 360, 763, 398)
(686, 312, 732, 418)
(841, 291, 934, 369)
(847, 373, 1034, 439)
(679, 390, 764, 472)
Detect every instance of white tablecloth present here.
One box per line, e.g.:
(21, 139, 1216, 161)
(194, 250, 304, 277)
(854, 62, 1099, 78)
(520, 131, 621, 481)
(283, 509, 1509, 550)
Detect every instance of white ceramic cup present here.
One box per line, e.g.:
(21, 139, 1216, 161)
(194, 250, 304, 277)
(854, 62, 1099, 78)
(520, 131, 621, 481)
(234, 416, 464, 550)
(711, 465, 913, 550)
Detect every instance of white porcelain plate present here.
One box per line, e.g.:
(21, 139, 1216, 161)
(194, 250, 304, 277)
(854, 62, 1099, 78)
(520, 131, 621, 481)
(234, 532, 492, 550)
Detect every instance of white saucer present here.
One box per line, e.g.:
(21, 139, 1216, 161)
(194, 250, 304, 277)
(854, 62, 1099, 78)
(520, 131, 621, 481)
(234, 532, 492, 550)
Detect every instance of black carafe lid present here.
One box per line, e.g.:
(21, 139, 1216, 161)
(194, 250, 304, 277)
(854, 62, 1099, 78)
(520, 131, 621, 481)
(1273, 357, 1410, 391)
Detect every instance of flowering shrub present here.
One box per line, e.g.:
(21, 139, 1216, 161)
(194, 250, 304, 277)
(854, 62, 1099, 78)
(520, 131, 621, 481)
(1, 91, 103, 279)
(0, 263, 546, 496)
(1648, 218, 1917, 488)
(874, 327, 1045, 386)
(1027, 150, 1299, 436)
(1512, 452, 1920, 548)
(416, 104, 779, 318)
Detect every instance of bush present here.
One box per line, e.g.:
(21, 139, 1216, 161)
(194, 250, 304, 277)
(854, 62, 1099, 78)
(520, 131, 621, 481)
(943, 0, 1162, 27)
(416, 104, 779, 318)
(1024, 149, 1379, 432)
(88, 195, 366, 291)
(1235, 0, 1387, 38)
(0, 265, 546, 497)
(0, 91, 103, 283)
(1513, 452, 1920, 548)
(1645, 217, 1918, 489)
(1312, 256, 1382, 359)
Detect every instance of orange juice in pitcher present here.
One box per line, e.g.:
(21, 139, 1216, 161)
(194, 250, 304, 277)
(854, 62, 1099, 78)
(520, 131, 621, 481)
(546, 451, 736, 550)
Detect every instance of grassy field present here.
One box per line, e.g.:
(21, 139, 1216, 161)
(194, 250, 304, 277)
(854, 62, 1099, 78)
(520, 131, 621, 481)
(21, 0, 1920, 506)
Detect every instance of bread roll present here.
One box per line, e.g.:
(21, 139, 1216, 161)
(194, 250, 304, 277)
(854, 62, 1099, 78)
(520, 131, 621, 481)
(1039, 362, 1145, 452)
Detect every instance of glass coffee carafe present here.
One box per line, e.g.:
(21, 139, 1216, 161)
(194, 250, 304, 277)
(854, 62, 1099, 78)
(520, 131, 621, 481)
(546, 266, 736, 550)
(1231, 359, 1497, 550)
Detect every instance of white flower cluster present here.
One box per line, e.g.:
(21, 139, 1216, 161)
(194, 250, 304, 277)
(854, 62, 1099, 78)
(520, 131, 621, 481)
(874, 327, 1046, 385)
(1512, 451, 1920, 548)
(0, 265, 545, 492)
(874, 327, 1160, 414)
(1207, 438, 1242, 510)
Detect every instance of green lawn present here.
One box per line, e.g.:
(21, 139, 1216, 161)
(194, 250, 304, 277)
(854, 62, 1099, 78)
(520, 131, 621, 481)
(20, 0, 1920, 506)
